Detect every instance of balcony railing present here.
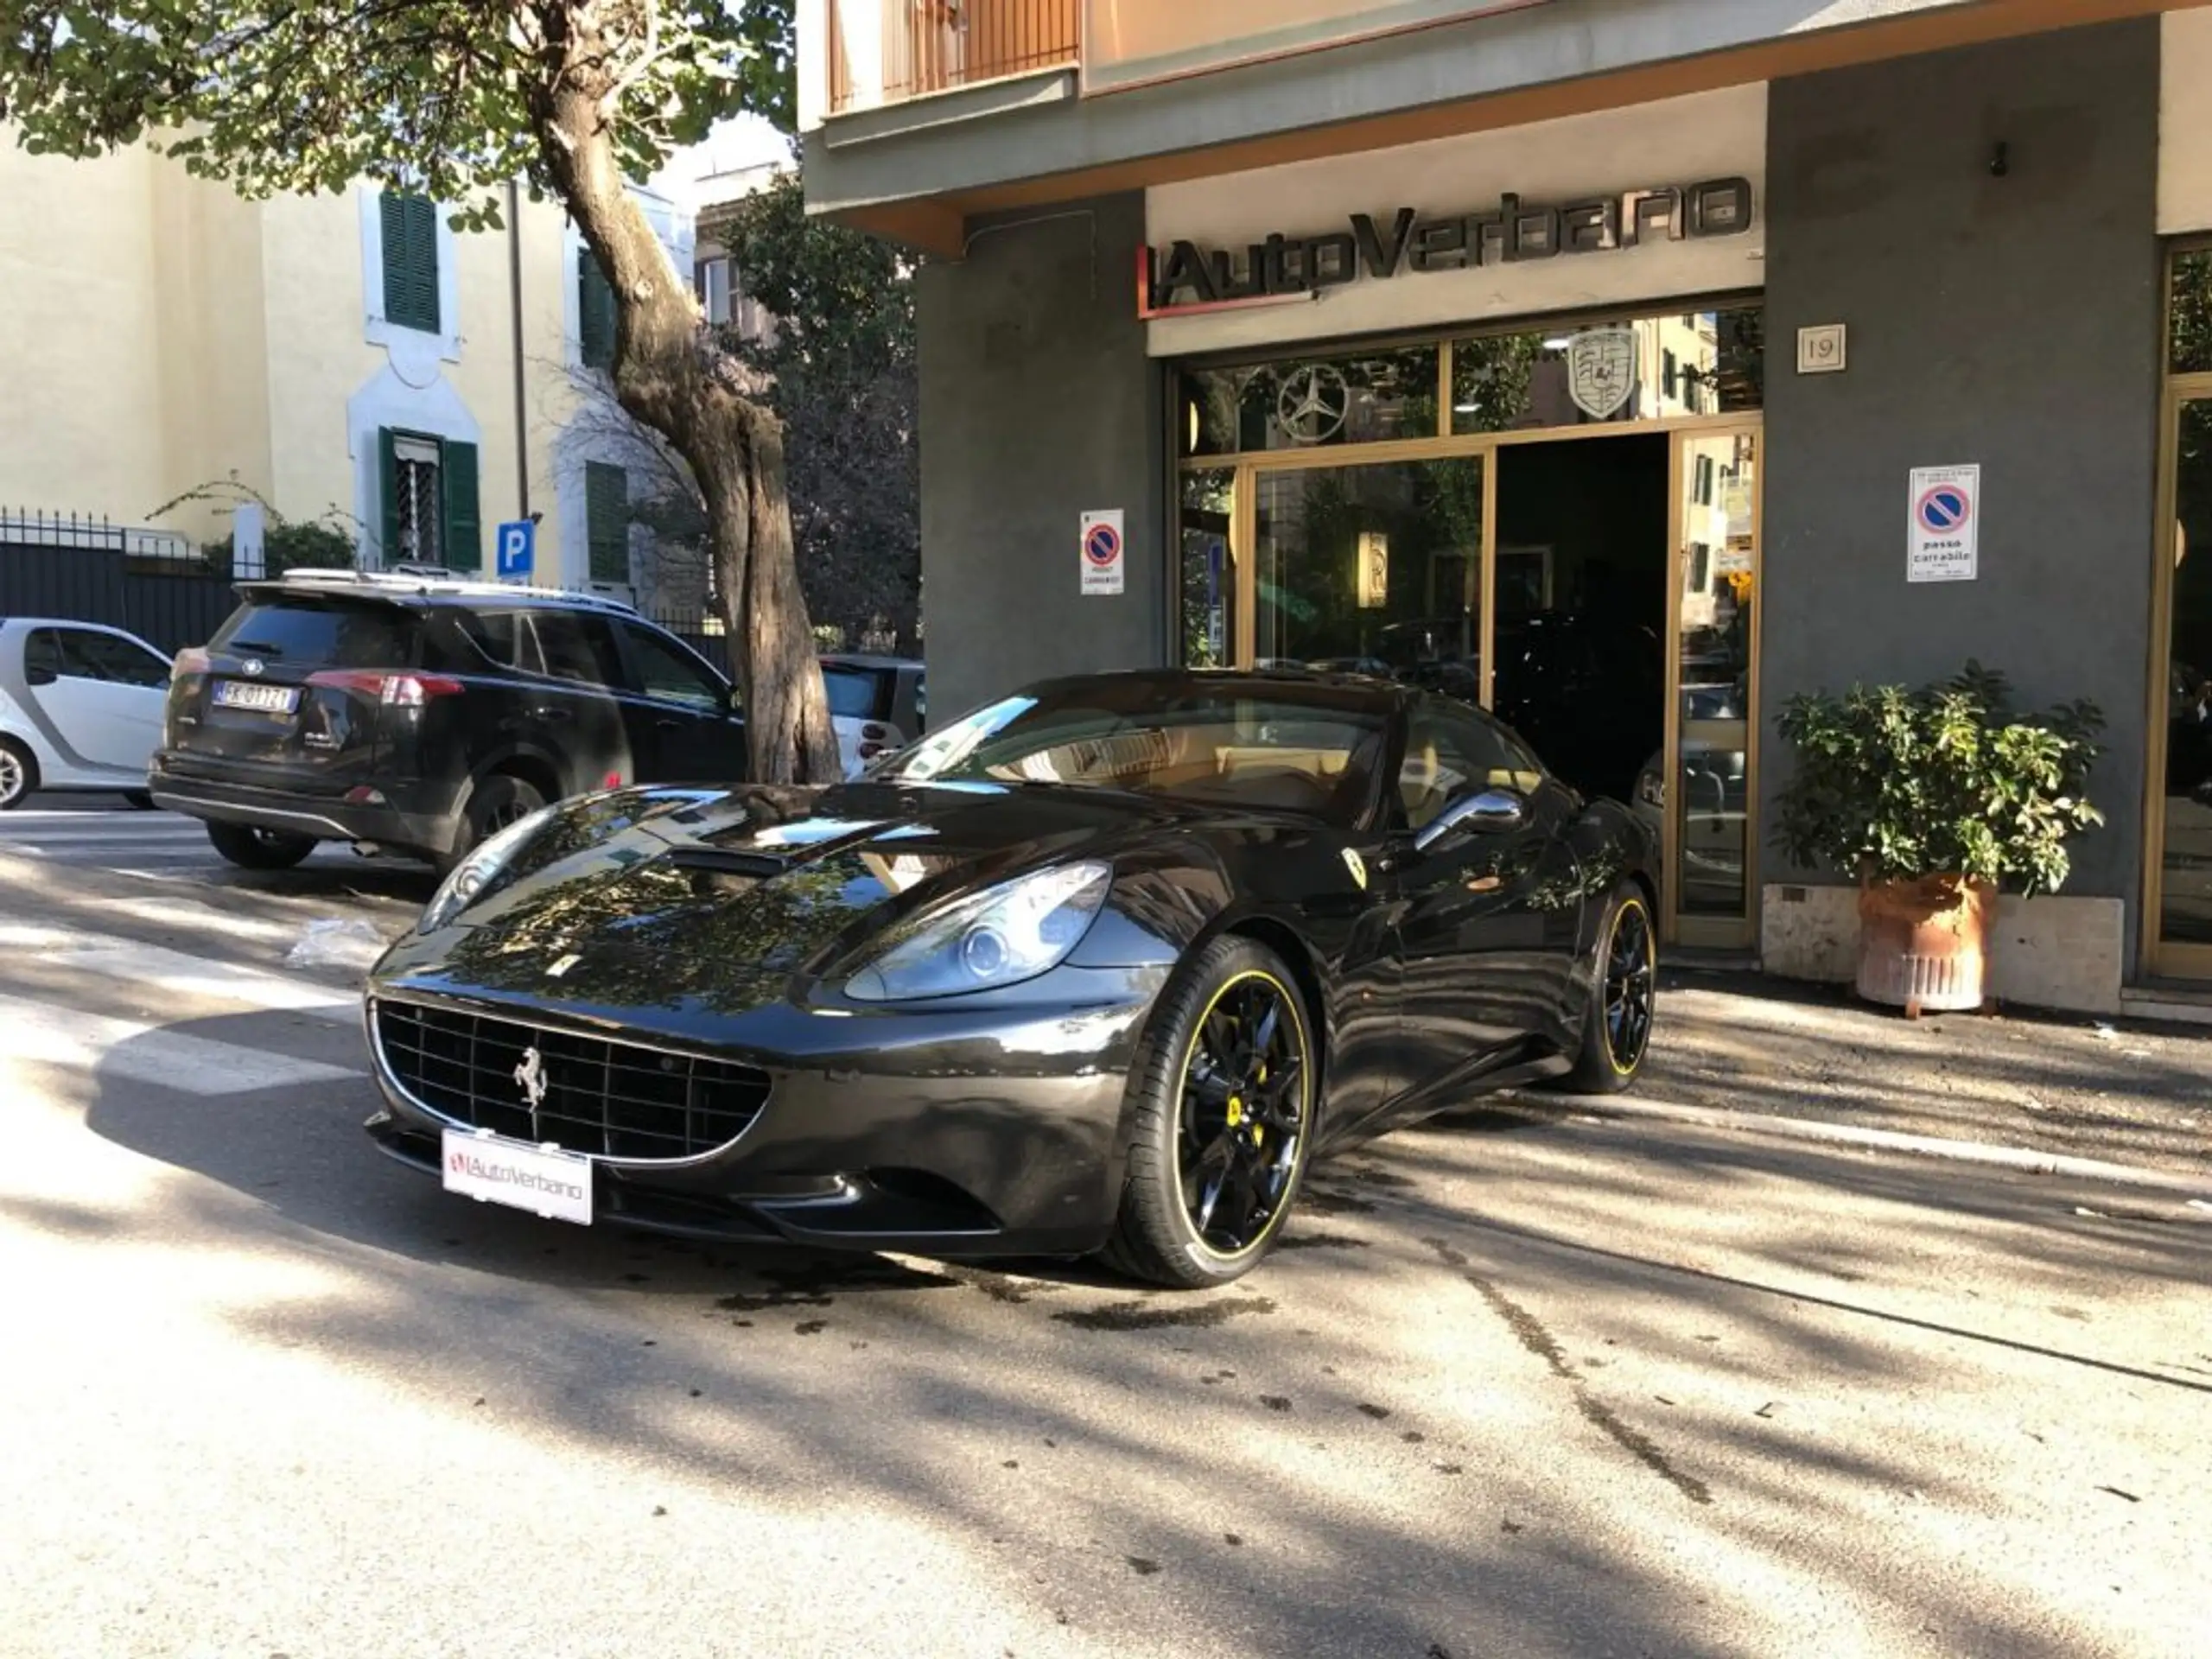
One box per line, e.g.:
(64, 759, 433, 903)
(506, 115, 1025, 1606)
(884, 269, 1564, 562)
(828, 0, 1081, 115)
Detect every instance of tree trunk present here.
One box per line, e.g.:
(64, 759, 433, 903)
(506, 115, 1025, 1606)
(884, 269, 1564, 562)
(530, 78, 839, 785)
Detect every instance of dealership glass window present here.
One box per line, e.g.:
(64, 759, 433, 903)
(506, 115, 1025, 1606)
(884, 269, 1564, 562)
(1250, 458, 1484, 694)
(1179, 343, 1440, 457)
(2171, 251, 2212, 374)
(1179, 468, 1235, 668)
(1449, 306, 1764, 435)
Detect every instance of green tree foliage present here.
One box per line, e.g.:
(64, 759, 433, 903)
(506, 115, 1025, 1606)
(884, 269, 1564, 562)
(707, 170, 918, 649)
(0, 2, 844, 784)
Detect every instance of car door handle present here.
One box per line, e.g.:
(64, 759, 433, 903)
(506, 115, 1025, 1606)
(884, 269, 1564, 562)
(532, 706, 573, 724)
(656, 715, 685, 730)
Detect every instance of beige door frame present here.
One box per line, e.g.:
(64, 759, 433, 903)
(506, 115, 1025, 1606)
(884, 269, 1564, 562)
(2145, 377, 2212, 981)
(1201, 411, 1766, 946)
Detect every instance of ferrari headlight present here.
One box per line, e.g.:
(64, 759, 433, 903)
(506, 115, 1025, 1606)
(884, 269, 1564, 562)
(418, 805, 557, 933)
(846, 861, 1111, 1001)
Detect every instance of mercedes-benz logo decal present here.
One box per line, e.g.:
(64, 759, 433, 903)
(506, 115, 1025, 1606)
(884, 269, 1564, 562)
(1277, 363, 1351, 445)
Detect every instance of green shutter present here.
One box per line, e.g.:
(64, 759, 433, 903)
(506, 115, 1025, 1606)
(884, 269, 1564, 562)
(381, 193, 441, 334)
(442, 439, 481, 571)
(377, 427, 400, 563)
(585, 461, 629, 584)
(580, 250, 617, 371)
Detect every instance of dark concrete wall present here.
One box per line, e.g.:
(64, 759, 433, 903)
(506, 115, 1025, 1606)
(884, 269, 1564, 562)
(918, 193, 1166, 721)
(1761, 21, 2162, 935)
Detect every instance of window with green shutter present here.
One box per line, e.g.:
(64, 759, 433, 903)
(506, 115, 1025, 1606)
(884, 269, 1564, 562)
(442, 440, 481, 571)
(381, 193, 441, 334)
(586, 461, 630, 585)
(580, 251, 618, 371)
(377, 428, 478, 569)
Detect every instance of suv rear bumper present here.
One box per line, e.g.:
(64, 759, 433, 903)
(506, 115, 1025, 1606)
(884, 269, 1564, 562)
(149, 755, 455, 858)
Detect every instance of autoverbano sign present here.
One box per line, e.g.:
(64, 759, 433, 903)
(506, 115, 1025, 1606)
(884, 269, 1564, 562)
(1140, 176, 1755, 318)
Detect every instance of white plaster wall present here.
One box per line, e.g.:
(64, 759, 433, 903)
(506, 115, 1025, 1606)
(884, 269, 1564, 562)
(2159, 6, 2212, 233)
(1143, 83, 1767, 357)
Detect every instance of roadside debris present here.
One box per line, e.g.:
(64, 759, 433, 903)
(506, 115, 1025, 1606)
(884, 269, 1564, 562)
(284, 917, 389, 971)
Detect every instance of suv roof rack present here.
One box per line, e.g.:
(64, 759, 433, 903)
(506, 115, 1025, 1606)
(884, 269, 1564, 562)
(262, 566, 640, 616)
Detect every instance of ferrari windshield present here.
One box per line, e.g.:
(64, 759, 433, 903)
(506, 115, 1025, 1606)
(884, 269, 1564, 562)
(881, 678, 1390, 825)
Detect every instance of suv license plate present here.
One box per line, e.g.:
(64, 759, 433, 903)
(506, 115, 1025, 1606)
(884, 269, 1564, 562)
(441, 1129, 594, 1225)
(213, 680, 300, 715)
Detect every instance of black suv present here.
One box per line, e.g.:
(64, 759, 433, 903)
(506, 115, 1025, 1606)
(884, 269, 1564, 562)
(149, 570, 747, 870)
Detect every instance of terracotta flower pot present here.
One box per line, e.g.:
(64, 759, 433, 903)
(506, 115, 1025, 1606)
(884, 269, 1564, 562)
(1855, 874, 1995, 1017)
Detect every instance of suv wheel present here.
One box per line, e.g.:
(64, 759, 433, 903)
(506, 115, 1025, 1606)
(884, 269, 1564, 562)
(453, 774, 548, 862)
(207, 820, 317, 871)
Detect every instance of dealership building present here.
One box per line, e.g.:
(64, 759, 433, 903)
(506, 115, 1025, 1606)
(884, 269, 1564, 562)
(800, 0, 2212, 1015)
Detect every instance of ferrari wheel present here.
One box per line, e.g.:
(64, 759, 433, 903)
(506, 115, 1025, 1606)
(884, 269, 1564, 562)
(1102, 936, 1317, 1289)
(1564, 883, 1656, 1094)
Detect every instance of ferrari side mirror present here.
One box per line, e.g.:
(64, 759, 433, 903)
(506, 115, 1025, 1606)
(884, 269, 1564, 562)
(1414, 788, 1526, 853)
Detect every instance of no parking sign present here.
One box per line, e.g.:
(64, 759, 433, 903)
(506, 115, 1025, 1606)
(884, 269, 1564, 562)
(1907, 464, 1980, 583)
(1080, 509, 1125, 595)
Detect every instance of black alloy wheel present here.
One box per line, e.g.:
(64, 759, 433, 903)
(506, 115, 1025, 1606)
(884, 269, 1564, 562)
(1565, 883, 1656, 1093)
(206, 819, 318, 871)
(0, 738, 35, 811)
(1103, 936, 1317, 1289)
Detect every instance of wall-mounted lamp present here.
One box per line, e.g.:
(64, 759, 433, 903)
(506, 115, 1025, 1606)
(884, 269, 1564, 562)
(1989, 141, 2010, 179)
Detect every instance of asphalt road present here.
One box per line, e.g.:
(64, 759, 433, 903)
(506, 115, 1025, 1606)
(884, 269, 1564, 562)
(1, 809, 2208, 1659)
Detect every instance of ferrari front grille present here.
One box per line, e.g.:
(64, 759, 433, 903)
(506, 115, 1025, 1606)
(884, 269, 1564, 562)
(373, 1000, 771, 1161)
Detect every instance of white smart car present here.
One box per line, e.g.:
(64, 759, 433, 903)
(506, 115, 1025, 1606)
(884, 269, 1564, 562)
(0, 618, 175, 810)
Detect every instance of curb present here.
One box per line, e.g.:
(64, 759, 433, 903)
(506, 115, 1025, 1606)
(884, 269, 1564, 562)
(1554, 1093, 2212, 1200)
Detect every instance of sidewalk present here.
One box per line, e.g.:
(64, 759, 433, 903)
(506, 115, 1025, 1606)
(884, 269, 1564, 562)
(1599, 970, 2212, 1186)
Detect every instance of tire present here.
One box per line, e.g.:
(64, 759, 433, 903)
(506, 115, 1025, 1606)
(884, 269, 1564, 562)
(1562, 882, 1658, 1095)
(449, 773, 549, 866)
(123, 791, 156, 811)
(0, 737, 36, 811)
(1099, 936, 1319, 1290)
(206, 819, 318, 871)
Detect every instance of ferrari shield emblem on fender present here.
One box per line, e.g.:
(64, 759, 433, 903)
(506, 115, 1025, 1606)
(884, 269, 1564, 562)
(1566, 327, 1637, 420)
(1342, 848, 1368, 890)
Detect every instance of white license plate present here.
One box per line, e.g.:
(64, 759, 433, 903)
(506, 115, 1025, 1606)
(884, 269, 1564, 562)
(441, 1128, 594, 1224)
(213, 679, 300, 715)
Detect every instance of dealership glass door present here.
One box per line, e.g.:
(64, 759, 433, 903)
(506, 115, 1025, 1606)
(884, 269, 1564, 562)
(1669, 427, 1760, 948)
(2152, 393, 2212, 977)
(1174, 303, 1766, 945)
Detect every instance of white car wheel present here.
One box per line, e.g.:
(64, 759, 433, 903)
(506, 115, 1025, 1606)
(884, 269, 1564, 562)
(0, 738, 35, 810)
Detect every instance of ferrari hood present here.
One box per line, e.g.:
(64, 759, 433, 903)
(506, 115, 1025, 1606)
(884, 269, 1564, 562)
(401, 780, 1179, 1015)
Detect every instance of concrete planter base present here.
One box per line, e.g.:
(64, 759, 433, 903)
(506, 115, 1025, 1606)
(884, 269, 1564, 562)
(1762, 882, 2125, 1015)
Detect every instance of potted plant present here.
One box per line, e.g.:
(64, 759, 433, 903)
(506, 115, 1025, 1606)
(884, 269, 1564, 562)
(1773, 664, 2104, 1015)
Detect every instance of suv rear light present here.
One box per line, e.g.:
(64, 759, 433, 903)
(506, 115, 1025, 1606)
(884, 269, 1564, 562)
(306, 670, 465, 707)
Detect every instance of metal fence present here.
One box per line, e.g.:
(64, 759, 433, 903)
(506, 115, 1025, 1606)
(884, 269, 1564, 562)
(0, 510, 238, 653)
(828, 0, 1081, 113)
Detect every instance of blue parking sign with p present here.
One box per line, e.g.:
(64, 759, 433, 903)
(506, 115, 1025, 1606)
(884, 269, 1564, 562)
(496, 519, 535, 581)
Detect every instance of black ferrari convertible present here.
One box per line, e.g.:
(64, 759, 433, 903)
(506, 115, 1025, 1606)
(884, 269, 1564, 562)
(363, 671, 1658, 1287)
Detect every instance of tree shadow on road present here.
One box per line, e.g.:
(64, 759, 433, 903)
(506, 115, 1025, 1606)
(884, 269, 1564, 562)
(43, 1007, 2212, 1656)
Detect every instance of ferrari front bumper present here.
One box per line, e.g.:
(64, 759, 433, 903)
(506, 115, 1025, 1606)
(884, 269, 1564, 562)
(361, 968, 1170, 1256)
